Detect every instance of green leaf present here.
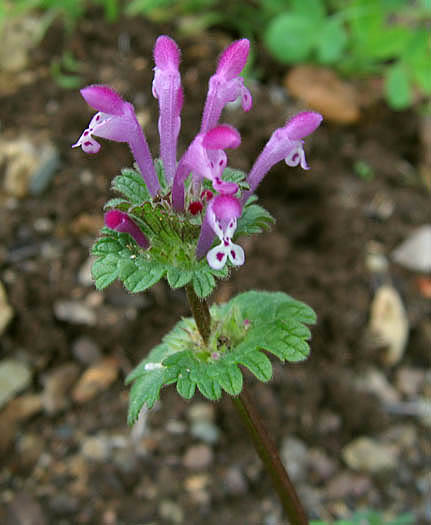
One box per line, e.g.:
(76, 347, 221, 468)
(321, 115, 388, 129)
(91, 236, 123, 257)
(127, 367, 173, 423)
(402, 29, 431, 94)
(316, 18, 347, 64)
(237, 350, 273, 382)
(112, 168, 151, 204)
(126, 291, 316, 414)
(192, 270, 215, 298)
(384, 62, 412, 110)
(290, 0, 326, 21)
(217, 364, 243, 396)
(176, 374, 196, 399)
(264, 13, 318, 63)
(118, 258, 166, 292)
(192, 370, 222, 400)
(103, 198, 130, 211)
(167, 267, 193, 288)
(236, 201, 274, 236)
(91, 254, 119, 290)
(154, 158, 169, 193)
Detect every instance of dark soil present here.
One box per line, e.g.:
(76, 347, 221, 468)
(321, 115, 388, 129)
(0, 11, 429, 525)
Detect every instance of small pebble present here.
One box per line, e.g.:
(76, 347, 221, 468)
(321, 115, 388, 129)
(190, 421, 220, 444)
(0, 281, 14, 336)
(54, 300, 97, 326)
(42, 363, 80, 415)
(183, 444, 213, 470)
(81, 434, 112, 461)
(72, 357, 119, 403)
(280, 436, 308, 482)
(342, 437, 398, 472)
(0, 359, 32, 409)
(72, 336, 102, 365)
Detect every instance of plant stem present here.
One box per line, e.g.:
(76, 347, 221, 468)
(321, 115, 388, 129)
(232, 389, 309, 525)
(184, 286, 308, 524)
(185, 284, 211, 344)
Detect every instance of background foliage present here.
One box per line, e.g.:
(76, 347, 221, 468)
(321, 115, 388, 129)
(1, 0, 429, 109)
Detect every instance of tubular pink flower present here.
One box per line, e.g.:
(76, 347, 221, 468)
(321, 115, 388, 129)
(73, 85, 160, 197)
(200, 39, 252, 133)
(172, 125, 241, 211)
(152, 36, 183, 184)
(196, 194, 244, 269)
(242, 111, 323, 202)
(104, 210, 149, 249)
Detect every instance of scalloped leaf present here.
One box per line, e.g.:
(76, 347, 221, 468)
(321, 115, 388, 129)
(167, 267, 193, 288)
(236, 201, 275, 236)
(127, 291, 316, 421)
(91, 254, 119, 290)
(118, 258, 166, 293)
(112, 167, 151, 204)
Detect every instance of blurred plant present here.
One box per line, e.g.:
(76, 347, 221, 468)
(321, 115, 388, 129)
(262, 0, 430, 110)
(2, 0, 428, 107)
(125, 0, 430, 110)
(311, 509, 415, 524)
(0, 0, 119, 33)
(50, 50, 83, 89)
(74, 36, 323, 524)
(354, 160, 375, 181)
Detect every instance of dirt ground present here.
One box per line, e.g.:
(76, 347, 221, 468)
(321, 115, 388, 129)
(0, 11, 429, 525)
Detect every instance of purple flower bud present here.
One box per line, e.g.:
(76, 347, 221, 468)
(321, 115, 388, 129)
(73, 85, 160, 197)
(80, 85, 127, 115)
(172, 125, 241, 211)
(104, 210, 149, 249)
(200, 39, 252, 133)
(243, 111, 323, 201)
(216, 39, 250, 81)
(152, 36, 183, 184)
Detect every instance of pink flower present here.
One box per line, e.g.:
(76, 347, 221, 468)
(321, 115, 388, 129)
(200, 39, 252, 133)
(197, 194, 244, 270)
(243, 111, 323, 201)
(73, 85, 160, 196)
(152, 36, 183, 184)
(172, 124, 241, 211)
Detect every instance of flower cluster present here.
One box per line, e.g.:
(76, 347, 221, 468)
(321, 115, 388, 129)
(74, 36, 322, 271)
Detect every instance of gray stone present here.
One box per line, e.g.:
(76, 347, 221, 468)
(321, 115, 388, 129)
(395, 367, 426, 397)
(0, 281, 13, 336)
(2, 137, 58, 198)
(158, 500, 184, 524)
(0, 16, 42, 73)
(5, 491, 47, 525)
(190, 421, 220, 444)
(308, 448, 337, 481)
(81, 434, 112, 461)
(29, 143, 60, 196)
(392, 225, 431, 273)
(0, 359, 32, 409)
(72, 336, 102, 364)
(78, 257, 94, 287)
(368, 284, 409, 365)
(327, 471, 372, 499)
(42, 363, 80, 414)
(224, 466, 248, 495)
(342, 437, 398, 472)
(54, 300, 96, 325)
(354, 368, 400, 404)
(183, 444, 213, 470)
(187, 402, 215, 423)
(280, 436, 308, 482)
